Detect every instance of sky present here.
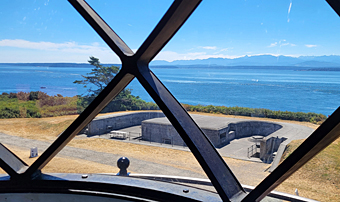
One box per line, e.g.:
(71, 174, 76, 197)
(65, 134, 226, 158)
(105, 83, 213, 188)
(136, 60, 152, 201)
(0, 0, 340, 63)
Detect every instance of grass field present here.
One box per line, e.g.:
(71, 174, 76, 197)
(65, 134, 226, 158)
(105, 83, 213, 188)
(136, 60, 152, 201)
(0, 111, 338, 201)
(276, 138, 340, 201)
(0, 144, 119, 174)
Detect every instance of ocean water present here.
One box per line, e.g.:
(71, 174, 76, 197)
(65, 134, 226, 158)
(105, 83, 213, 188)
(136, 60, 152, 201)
(1, 64, 339, 115)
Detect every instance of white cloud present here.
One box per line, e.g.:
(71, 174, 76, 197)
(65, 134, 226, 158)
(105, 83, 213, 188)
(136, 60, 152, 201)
(213, 47, 232, 54)
(305, 44, 317, 48)
(0, 39, 115, 54)
(0, 39, 304, 63)
(268, 40, 296, 48)
(287, 1, 292, 22)
(0, 39, 121, 63)
(219, 48, 230, 52)
(154, 50, 242, 62)
(282, 43, 296, 47)
(201, 46, 217, 50)
(288, 2, 292, 14)
(268, 42, 277, 47)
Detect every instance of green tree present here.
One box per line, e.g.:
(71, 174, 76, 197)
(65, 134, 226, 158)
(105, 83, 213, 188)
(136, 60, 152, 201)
(74, 56, 120, 96)
(74, 56, 158, 113)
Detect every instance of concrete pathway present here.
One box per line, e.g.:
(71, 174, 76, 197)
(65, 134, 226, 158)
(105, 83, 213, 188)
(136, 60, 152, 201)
(0, 131, 272, 186)
(0, 132, 204, 178)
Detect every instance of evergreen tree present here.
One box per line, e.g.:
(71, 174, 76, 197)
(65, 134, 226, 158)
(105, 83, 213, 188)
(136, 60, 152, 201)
(74, 56, 121, 96)
(74, 56, 158, 113)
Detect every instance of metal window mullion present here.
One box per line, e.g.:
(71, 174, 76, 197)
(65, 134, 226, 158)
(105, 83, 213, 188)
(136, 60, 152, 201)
(326, 0, 340, 17)
(68, 0, 134, 57)
(23, 71, 135, 177)
(135, 0, 201, 63)
(135, 65, 246, 201)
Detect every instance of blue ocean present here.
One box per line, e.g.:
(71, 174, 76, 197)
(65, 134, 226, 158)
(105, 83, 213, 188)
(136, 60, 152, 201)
(0, 64, 339, 116)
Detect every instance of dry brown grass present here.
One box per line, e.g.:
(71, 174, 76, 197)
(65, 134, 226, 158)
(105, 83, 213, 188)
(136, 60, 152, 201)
(0, 111, 338, 201)
(274, 138, 340, 202)
(0, 115, 77, 141)
(0, 111, 161, 141)
(0, 110, 319, 142)
(0, 144, 119, 174)
(67, 137, 269, 186)
(0, 111, 270, 185)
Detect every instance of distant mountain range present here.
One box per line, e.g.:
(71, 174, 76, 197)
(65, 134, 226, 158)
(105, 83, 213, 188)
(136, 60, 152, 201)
(2, 55, 340, 69)
(150, 55, 340, 67)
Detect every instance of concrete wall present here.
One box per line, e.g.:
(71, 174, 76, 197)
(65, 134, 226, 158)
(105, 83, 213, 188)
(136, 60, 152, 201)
(141, 121, 228, 147)
(86, 112, 165, 136)
(142, 119, 283, 148)
(228, 121, 282, 141)
(206, 128, 229, 147)
(260, 136, 286, 163)
(85, 112, 285, 153)
(141, 119, 283, 148)
(142, 122, 185, 146)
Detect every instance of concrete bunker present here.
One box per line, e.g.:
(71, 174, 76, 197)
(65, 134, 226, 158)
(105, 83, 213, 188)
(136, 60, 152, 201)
(141, 115, 283, 149)
(82, 112, 287, 163)
(84, 112, 165, 136)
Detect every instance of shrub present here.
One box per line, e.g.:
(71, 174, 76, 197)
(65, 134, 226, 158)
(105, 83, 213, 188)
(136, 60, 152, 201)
(182, 104, 326, 124)
(0, 91, 79, 118)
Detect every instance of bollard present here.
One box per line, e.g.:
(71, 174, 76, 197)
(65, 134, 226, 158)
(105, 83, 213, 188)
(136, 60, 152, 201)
(117, 157, 130, 176)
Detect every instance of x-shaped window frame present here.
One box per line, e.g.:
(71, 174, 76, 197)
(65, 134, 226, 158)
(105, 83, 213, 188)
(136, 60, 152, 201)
(1, 0, 340, 201)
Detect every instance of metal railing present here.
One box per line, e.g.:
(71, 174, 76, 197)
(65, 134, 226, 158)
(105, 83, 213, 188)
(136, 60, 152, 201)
(247, 144, 257, 158)
(106, 131, 188, 149)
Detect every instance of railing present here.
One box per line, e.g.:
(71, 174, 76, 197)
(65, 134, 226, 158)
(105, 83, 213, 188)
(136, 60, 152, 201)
(247, 144, 257, 158)
(105, 131, 187, 149)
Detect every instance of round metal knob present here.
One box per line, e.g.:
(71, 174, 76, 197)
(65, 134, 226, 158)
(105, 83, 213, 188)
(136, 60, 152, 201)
(117, 157, 130, 176)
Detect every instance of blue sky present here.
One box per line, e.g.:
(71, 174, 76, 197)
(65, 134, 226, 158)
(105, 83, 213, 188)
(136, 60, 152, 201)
(0, 0, 339, 63)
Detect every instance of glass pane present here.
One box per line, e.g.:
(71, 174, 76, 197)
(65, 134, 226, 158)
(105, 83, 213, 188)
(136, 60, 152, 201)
(1, 0, 340, 201)
(150, 0, 339, 200)
(0, 0, 216, 193)
(276, 136, 340, 201)
(85, 0, 173, 51)
(0, 1, 89, 163)
(54, 79, 216, 192)
(0, 0, 120, 171)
